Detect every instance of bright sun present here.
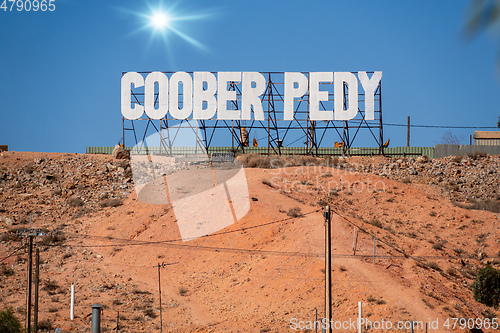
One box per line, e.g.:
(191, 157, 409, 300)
(150, 11, 170, 30)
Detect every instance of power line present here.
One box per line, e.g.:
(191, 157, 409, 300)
(384, 123, 498, 129)
(39, 207, 488, 263)
(53, 209, 322, 248)
(328, 208, 462, 270)
(0, 244, 25, 263)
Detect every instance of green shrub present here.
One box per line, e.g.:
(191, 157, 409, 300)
(0, 307, 22, 333)
(473, 265, 500, 307)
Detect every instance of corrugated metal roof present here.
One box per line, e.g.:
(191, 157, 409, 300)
(473, 131, 500, 139)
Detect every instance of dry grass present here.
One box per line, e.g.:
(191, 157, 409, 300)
(239, 153, 337, 169)
(453, 199, 500, 213)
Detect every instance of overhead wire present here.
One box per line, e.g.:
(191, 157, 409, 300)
(0, 244, 25, 263)
(383, 123, 498, 129)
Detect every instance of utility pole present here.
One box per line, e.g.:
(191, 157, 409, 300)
(407, 116, 410, 147)
(157, 263, 163, 333)
(26, 234, 34, 333)
(34, 247, 40, 333)
(20, 216, 45, 333)
(323, 206, 332, 333)
(154, 262, 178, 333)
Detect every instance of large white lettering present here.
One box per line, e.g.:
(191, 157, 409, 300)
(120, 71, 382, 121)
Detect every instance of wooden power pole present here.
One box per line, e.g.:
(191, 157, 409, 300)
(34, 247, 40, 332)
(26, 234, 34, 332)
(324, 206, 332, 333)
(407, 116, 410, 147)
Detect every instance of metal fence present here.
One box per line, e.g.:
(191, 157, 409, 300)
(86, 146, 435, 158)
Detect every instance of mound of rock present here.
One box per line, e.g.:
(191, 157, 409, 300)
(342, 153, 500, 208)
(0, 152, 133, 227)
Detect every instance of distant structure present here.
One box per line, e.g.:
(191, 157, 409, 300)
(0, 145, 7, 152)
(473, 131, 500, 146)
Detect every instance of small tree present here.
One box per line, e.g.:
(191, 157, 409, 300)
(473, 265, 500, 307)
(439, 131, 463, 145)
(0, 307, 22, 333)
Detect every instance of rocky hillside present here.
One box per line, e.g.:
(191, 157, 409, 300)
(0, 151, 499, 332)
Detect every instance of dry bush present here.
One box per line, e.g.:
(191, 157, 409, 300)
(0, 233, 15, 242)
(317, 198, 328, 207)
(287, 207, 303, 218)
(446, 267, 458, 277)
(324, 156, 339, 167)
(0, 264, 15, 277)
(239, 154, 272, 168)
(100, 198, 123, 208)
(432, 240, 446, 250)
(39, 231, 66, 246)
(179, 286, 188, 296)
(143, 308, 158, 318)
(131, 289, 151, 295)
(477, 233, 489, 244)
(294, 155, 320, 166)
(427, 262, 441, 271)
(467, 151, 488, 160)
(67, 197, 84, 207)
(42, 279, 60, 294)
(367, 219, 383, 229)
(37, 319, 53, 330)
(422, 298, 435, 309)
(401, 178, 411, 184)
(261, 179, 274, 188)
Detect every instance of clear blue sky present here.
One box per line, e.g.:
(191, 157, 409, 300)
(0, 0, 499, 153)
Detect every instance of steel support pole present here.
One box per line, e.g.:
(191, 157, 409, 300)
(379, 81, 384, 155)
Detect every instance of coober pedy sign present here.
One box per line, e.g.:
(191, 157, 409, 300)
(121, 71, 382, 122)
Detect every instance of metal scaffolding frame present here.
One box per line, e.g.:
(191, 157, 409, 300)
(122, 71, 383, 156)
